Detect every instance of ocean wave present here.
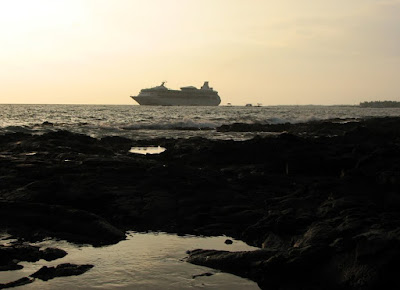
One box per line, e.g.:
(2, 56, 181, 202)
(2, 105, 400, 140)
(122, 120, 219, 131)
(0, 117, 361, 137)
(0, 125, 36, 134)
(258, 116, 359, 125)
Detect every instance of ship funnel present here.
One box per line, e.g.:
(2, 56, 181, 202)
(201, 81, 210, 90)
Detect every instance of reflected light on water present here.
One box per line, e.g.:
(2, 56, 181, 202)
(129, 146, 166, 155)
(0, 232, 260, 289)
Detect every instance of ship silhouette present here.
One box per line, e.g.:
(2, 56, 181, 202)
(131, 82, 221, 106)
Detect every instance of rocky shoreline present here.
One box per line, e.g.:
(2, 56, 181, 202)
(1, 117, 399, 289)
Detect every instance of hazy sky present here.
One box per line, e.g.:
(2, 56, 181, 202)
(1, 0, 399, 105)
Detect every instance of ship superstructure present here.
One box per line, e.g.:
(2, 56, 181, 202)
(131, 82, 221, 106)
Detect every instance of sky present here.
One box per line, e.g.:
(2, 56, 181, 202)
(1, 0, 400, 105)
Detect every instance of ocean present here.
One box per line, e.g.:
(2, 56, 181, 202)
(1, 104, 400, 140)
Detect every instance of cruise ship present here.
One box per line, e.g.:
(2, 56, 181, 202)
(131, 82, 221, 106)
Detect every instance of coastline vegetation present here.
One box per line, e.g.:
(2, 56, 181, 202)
(360, 101, 400, 108)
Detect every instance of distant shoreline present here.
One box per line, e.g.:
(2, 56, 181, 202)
(360, 101, 400, 108)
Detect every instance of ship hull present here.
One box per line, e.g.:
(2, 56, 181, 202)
(131, 96, 220, 106)
(131, 89, 221, 106)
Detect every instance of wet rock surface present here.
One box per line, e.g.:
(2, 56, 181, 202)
(30, 263, 94, 281)
(0, 244, 67, 271)
(0, 263, 93, 289)
(0, 243, 69, 289)
(1, 117, 400, 289)
(0, 277, 34, 289)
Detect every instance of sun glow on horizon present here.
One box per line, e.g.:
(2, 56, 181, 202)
(1, 0, 400, 105)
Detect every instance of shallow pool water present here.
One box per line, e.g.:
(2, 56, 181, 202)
(0, 232, 260, 289)
(129, 146, 166, 155)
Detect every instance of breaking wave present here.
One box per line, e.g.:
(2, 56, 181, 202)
(122, 120, 219, 130)
(1, 104, 400, 140)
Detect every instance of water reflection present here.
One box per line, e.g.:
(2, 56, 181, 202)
(129, 146, 166, 155)
(0, 232, 260, 289)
